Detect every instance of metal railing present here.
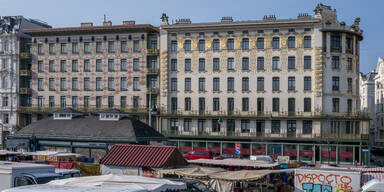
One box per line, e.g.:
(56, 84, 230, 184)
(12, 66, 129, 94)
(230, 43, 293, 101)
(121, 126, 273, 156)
(146, 49, 159, 55)
(17, 106, 149, 114)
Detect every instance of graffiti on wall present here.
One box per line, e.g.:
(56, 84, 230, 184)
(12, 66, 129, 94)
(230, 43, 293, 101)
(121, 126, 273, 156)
(295, 172, 356, 192)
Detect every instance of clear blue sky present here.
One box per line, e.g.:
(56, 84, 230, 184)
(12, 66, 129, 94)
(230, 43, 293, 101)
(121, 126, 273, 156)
(1, 0, 382, 73)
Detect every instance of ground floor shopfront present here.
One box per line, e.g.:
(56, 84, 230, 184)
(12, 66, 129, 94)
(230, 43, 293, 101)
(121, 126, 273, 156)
(167, 139, 370, 165)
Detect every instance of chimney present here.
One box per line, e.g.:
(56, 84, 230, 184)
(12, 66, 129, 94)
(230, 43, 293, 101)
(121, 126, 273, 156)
(123, 20, 136, 25)
(103, 21, 112, 26)
(80, 22, 93, 27)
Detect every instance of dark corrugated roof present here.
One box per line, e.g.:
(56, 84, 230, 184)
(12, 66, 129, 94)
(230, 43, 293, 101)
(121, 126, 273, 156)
(14, 116, 165, 142)
(100, 144, 187, 168)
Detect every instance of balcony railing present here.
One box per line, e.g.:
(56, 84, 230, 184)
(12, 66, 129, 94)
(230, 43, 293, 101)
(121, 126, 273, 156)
(19, 88, 32, 94)
(19, 52, 32, 59)
(146, 68, 160, 74)
(146, 49, 159, 55)
(162, 130, 369, 140)
(19, 69, 32, 76)
(17, 106, 149, 114)
(146, 88, 159, 94)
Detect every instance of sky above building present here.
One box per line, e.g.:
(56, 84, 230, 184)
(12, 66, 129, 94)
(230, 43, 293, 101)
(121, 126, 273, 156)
(1, 0, 382, 73)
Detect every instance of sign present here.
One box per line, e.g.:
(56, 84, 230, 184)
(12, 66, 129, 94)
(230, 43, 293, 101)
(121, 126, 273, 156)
(235, 143, 241, 155)
(294, 168, 361, 192)
(6, 139, 29, 148)
(362, 148, 370, 152)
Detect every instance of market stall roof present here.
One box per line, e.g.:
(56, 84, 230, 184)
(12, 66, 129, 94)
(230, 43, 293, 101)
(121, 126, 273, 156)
(320, 165, 384, 172)
(2, 184, 147, 192)
(173, 166, 226, 178)
(362, 179, 384, 192)
(100, 144, 187, 168)
(362, 173, 384, 184)
(188, 159, 279, 168)
(48, 174, 186, 192)
(209, 170, 276, 181)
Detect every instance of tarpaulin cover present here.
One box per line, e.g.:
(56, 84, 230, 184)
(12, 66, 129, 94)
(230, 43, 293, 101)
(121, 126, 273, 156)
(48, 161, 74, 169)
(73, 162, 100, 176)
(2, 184, 147, 192)
(174, 166, 226, 178)
(208, 170, 274, 181)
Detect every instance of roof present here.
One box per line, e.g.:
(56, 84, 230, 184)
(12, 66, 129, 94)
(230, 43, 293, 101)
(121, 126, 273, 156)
(100, 144, 187, 168)
(2, 184, 146, 192)
(187, 159, 279, 168)
(22, 24, 159, 36)
(0, 161, 54, 170)
(53, 108, 82, 114)
(11, 116, 166, 143)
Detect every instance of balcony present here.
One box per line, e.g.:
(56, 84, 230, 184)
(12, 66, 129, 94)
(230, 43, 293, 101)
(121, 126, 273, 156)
(146, 49, 159, 56)
(19, 52, 32, 59)
(19, 88, 32, 94)
(146, 68, 160, 74)
(146, 88, 159, 94)
(17, 106, 149, 114)
(19, 69, 32, 76)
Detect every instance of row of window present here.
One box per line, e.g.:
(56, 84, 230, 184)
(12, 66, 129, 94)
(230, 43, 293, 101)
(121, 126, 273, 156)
(172, 76, 313, 92)
(170, 56, 312, 72)
(37, 39, 156, 54)
(37, 58, 156, 73)
(37, 77, 142, 91)
(170, 36, 312, 51)
(170, 118, 313, 135)
(170, 97, 354, 113)
(37, 95, 142, 109)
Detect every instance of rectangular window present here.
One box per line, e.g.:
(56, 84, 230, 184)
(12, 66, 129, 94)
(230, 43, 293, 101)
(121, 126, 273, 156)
(96, 77, 102, 91)
(304, 36, 311, 48)
(133, 96, 139, 108)
(72, 77, 78, 90)
(184, 40, 191, 51)
(198, 40, 205, 51)
(241, 38, 249, 50)
(171, 59, 177, 71)
(61, 43, 67, 54)
(347, 78, 352, 93)
(242, 77, 249, 91)
(257, 98, 264, 112)
(120, 96, 127, 108)
(133, 58, 140, 71)
(227, 119, 235, 132)
(84, 77, 90, 91)
(242, 57, 249, 70)
(347, 58, 353, 71)
(347, 99, 352, 113)
(84, 59, 90, 72)
(37, 96, 42, 107)
(199, 78, 205, 91)
(120, 77, 127, 91)
(38, 61, 43, 72)
(72, 96, 78, 108)
(227, 98, 234, 112)
(213, 98, 220, 111)
(257, 57, 264, 70)
(133, 40, 140, 52)
(49, 60, 55, 72)
(331, 35, 341, 49)
(184, 97, 191, 111)
(212, 119, 221, 132)
(185, 78, 191, 91)
(213, 77, 220, 92)
(96, 42, 102, 53)
(272, 98, 279, 112)
(257, 77, 264, 91)
(108, 59, 114, 72)
(272, 77, 280, 91)
(227, 77, 234, 91)
(227, 58, 234, 70)
(108, 96, 114, 108)
(227, 39, 234, 50)
(304, 56, 312, 69)
(288, 36, 295, 48)
(199, 98, 206, 112)
(171, 78, 177, 91)
(60, 60, 66, 72)
(212, 39, 220, 51)
(84, 96, 89, 108)
(272, 57, 280, 70)
(121, 41, 127, 52)
(108, 77, 114, 91)
(96, 96, 102, 108)
(184, 119, 192, 132)
(108, 41, 114, 53)
(49, 78, 55, 91)
(213, 58, 220, 71)
(38, 78, 44, 91)
(332, 56, 340, 69)
(271, 120, 281, 134)
(60, 78, 66, 91)
(332, 98, 340, 112)
(2, 97, 8, 107)
(171, 40, 178, 52)
(133, 77, 140, 91)
(96, 59, 102, 72)
(332, 76, 340, 91)
(242, 97, 249, 111)
(288, 98, 295, 112)
(185, 59, 191, 72)
(49, 96, 54, 107)
(288, 56, 295, 69)
(121, 59, 127, 71)
(49, 43, 55, 54)
(303, 121, 312, 134)
(38, 44, 43, 54)
(199, 58, 205, 71)
(198, 119, 206, 132)
(84, 42, 90, 53)
(287, 120, 296, 134)
(272, 37, 280, 49)
(304, 77, 311, 91)
(71, 60, 78, 72)
(288, 77, 295, 91)
(241, 120, 250, 133)
(257, 38, 264, 49)
(60, 96, 66, 108)
(304, 98, 311, 112)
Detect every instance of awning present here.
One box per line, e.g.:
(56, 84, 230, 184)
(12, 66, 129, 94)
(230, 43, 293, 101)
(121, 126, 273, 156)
(209, 170, 275, 181)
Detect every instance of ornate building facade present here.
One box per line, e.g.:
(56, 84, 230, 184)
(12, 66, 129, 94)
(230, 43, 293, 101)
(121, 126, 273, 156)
(159, 4, 369, 164)
(360, 69, 377, 147)
(0, 16, 49, 144)
(22, 21, 159, 127)
(373, 57, 384, 147)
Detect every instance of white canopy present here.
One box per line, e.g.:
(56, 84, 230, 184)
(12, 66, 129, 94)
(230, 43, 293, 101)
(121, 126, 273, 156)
(1, 184, 146, 192)
(48, 174, 186, 192)
(362, 179, 384, 192)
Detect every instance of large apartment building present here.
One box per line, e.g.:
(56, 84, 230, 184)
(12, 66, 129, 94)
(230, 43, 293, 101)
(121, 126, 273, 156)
(360, 69, 377, 147)
(0, 16, 50, 143)
(373, 57, 384, 147)
(21, 21, 159, 127)
(159, 4, 369, 164)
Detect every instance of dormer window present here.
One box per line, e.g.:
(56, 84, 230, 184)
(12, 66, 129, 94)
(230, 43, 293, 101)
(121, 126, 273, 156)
(52, 108, 82, 120)
(53, 113, 72, 120)
(99, 113, 120, 121)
